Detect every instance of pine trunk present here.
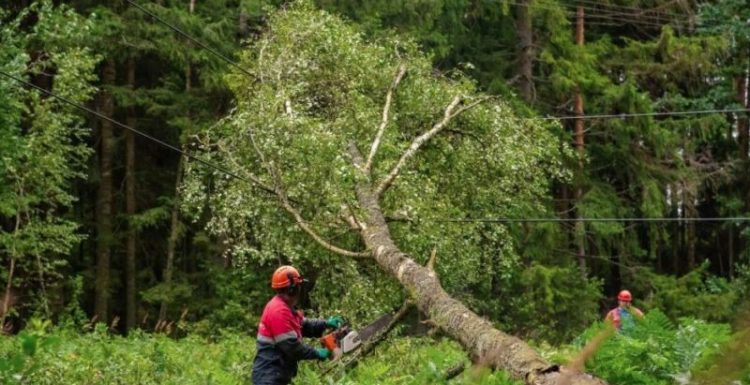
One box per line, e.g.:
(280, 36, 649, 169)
(515, 0, 534, 103)
(125, 57, 137, 331)
(159, 0, 194, 321)
(685, 187, 696, 270)
(574, 6, 586, 274)
(95, 58, 116, 323)
(737, 74, 748, 161)
(159, 155, 184, 322)
(1, 258, 15, 329)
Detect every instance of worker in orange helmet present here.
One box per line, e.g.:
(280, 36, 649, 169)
(605, 290, 644, 333)
(251, 265, 344, 385)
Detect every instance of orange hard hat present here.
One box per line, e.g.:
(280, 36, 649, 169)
(617, 290, 633, 302)
(271, 265, 304, 289)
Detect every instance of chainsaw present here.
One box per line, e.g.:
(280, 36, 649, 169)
(319, 313, 393, 360)
(320, 325, 360, 360)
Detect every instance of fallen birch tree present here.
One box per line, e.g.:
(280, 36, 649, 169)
(183, 3, 605, 384)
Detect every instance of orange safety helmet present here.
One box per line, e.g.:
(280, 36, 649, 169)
(617, 290, 633, 302)
(271, 265, 304, 289)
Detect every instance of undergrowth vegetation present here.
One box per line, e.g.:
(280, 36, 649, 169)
(0, 324, 514, 385)
(2, 311, 748, 385)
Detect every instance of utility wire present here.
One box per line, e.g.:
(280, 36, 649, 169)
(529, 108, 750, 121)
(0, 70, 275, 196)
(564, 0, 690, 21)
(124, 0, 255, 79)
(401, 217, 750, 224)
(4, 70, 749, 225)
(561, 0, 691, 24)
(507, 0, 689, 27)
(3, 67, 745, 143)
(80, 5, 750, 122)
(568, 13, 677, 29)
(5, 2, 746, 229)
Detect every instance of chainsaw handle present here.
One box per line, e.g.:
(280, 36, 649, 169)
(320, 333, 337, 351)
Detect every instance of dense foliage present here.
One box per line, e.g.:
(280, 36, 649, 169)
(0, 1, 99, 323)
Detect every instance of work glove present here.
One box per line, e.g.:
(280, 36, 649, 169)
(326, 316, 344, 328)
(316, 348, 331, 360)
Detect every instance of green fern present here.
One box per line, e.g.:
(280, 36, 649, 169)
(580, 310, 731, 385)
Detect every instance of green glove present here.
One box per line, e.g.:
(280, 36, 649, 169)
(326, 316, 344, 328)
(316, 348, 331, 360)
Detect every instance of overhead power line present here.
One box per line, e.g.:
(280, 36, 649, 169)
(408, 217, 750, 224)
(561, 0, 691, 25)
(507, 0, 690, 28)
(530, 108, 750, 121)
(4, 71, 750, 226)
(0, 70, 274, 196)
(125, 0, 255, 79)
(3, 68, 746, 155)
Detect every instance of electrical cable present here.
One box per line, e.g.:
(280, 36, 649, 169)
(529, 108, 750, 121)
(507, 0, 689, 28)
(561, 0, 691, 24)
(424, 217, 750, 223)
(3, 68, 746, 149)
(4, 73, 748, 225)
(0, 70, 275, 196)
(563, 0, 690, 21)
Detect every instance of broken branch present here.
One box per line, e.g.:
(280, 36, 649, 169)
(444, 362, 466, 381)
(247, 128, 369, 259)
(278, 197, 370, 258)
(364, 64, 407, 173)
(375, 95, 490, 196)
(427, 247, 437, 271)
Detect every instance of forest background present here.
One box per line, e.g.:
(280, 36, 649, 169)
(1, 0, 750, 384)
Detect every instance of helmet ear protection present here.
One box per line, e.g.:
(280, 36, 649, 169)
(285, 272, 306, 295)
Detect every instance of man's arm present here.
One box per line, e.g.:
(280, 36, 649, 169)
(301, 318, 328, 338)
(604, 310, 615, 326)
(276, 335, 325, 361)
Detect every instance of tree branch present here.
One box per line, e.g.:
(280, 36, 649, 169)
(375, 96, 461, 196)
(277, 195, 370, 258)
(364, 64, 407, 174)
(213, 139, 277, 196)
(246, 128, 370, 259)
(427, 247, 437, 271)
(376, 95, 491, 196)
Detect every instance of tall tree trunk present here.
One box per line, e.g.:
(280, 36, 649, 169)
(348, 144, 604, 385)
(729, 226, 734, 279)
(684, 186, 696, 270)
(125, 57, 137, 331)
(158, 0, 194, 322)
(671, 184, 681, 275)
(737, 74, 748, 162)
(1, 258, 15, 329)
(574, 6, 586, 274)
(159, 156, 184, 322)
(515, 0, 535, 103)
(238, 8, 250, 40)
(95, 58, 116, 323)
(736, 66, 749, 261)
(2, 207, 22, 329)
